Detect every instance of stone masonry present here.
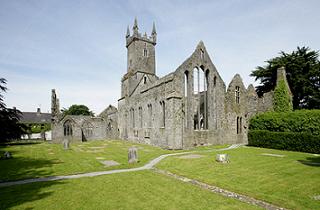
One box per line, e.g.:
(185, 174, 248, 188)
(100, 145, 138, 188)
(52, 18, 291, 149)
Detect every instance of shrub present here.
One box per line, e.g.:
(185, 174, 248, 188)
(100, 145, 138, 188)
(248, 130, 320, 154)
(273, 80, 293, 112)
(249, 110, 320, 135)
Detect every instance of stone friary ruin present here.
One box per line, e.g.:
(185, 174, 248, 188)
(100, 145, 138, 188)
(51, 18, 290, 149)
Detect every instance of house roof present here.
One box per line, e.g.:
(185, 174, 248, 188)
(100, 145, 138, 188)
(20, 112, 51, 124)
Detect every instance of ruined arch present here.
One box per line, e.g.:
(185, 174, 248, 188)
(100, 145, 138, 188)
(63, 120, 73, 137)
(193, 66, 209, 130)
(184, 70, 189, 97)
(81, 121, 93, 141)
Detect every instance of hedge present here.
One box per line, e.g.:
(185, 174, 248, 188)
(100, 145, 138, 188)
(249, 110, 320, 135)
(248, 130, 320, 154)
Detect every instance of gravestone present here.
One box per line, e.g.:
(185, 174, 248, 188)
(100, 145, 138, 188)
(216, 154, 229, 163)
(128, 147, 138, 164)
(3, 151, 12, 159)
(63, 138, 70, 150)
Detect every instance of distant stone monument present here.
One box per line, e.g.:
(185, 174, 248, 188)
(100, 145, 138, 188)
(216, 154, 229, 163)
(3, 151, 12, 159)
(63, 138, 70, 150)
(128, 147, 138, 164)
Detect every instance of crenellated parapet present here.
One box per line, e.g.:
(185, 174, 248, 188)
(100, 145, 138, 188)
(125, 17, 156, 47)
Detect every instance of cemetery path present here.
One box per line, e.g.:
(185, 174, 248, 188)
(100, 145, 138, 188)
(0, 144, 243, 187)
(0, 144, 287, 209)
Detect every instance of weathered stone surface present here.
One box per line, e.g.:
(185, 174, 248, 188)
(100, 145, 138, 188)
(178, 154, 204, 159)
(313, 195, 320, 201)
(128, 147, 138, 164)
(100, 160, 120, 167)
(51, 19, 290, 149)
(63, 138, 70, 150)
(216, 154, 229, 163)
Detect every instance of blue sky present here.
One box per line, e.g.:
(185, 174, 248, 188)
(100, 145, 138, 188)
(1, 0, 319, 114)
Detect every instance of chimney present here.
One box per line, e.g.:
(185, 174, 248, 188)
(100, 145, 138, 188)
(37, 108, 41, 116)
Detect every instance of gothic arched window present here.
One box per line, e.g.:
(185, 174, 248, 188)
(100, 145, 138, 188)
(63, 120, 73, 136)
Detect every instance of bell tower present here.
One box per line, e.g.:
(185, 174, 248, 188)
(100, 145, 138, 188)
(126, 18, 157, 75)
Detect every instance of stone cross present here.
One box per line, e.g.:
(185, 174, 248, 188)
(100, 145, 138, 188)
(216, 154, 229, 163)
(128, 147, 138, 164)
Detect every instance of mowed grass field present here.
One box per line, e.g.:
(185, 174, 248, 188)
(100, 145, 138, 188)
(0, 171, 260, 210)
(157, 146, 320, 210)
(0, 140, 319, 209)
(0, 140, 176, 181)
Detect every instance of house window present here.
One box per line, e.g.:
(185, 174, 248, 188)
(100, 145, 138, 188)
(160, 101, 165, 127)
(63, 120, 73, 136)
(235, 86, 240, 104)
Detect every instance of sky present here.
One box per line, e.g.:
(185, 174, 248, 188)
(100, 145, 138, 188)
(1, 0, 319, 114)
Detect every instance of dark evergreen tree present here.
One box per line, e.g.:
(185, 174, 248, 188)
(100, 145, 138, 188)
(251, 47, 320, 109)
(0, 78, 26, 142)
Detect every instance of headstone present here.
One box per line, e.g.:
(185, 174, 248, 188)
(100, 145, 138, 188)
(3, 151, 12, 159)
(216, 154, 229, 163)
(128, 147, 138, 164)
(63, 138, 70, 150)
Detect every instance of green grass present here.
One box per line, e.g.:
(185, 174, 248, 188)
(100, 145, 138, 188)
(0, 171, 260, 210)
(0, 140, 177, 181)
(157, 146, 320, 210)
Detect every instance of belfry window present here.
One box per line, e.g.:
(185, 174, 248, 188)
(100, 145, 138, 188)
(235, 86, 240, 104)
(143, 44, 148, 57)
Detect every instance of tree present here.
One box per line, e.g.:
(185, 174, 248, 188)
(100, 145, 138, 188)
(0, 78, 26, 142)
(62, 104, 94, 116)
(251, 47, 320, 109)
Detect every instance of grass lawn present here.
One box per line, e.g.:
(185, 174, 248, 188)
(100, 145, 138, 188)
(0, 140, 178, 181)
(157, 146, 320, 210)
(0, 171, 261, 210)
